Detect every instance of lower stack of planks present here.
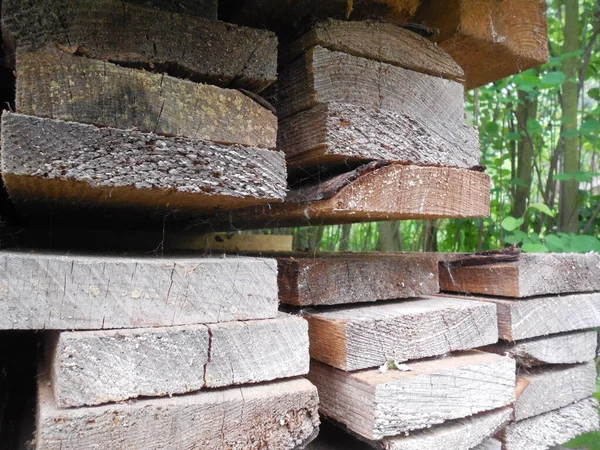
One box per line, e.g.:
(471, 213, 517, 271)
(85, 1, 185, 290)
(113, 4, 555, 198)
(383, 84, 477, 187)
(0, 252, 319, 450)
(276, 252, 517, 450)
(440, 252, 600, 449)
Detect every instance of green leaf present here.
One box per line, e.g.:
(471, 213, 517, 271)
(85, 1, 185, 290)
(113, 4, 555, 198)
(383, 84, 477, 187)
(526, 118, 543, 134)
(545, 234, 569, 252)
(501, 216, 524, 232)
(504, 230, 528, 244)
(555, 173, 574, 181)
(521, 243, 550, 253)
(581, 119, 600, 135)
(588, 87, 600, 100)
(569, 235, 600, 253)
(509, 178, 529, 187)
(485, 122, 500, 134)
(528, 202, 555, 217)
(540, 71, 566, 85)
(572, 170, 600, 183)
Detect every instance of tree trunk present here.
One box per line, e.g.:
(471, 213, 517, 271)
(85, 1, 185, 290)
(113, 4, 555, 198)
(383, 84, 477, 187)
(339, 224, 352, 251)
(377, 221, 400, 252)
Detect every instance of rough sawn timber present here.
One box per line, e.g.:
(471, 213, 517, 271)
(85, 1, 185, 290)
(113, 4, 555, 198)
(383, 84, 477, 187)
(278, 252, 438, 306)
(483, 330, 598, 367)
(440, 293, 600, 341)
(304, 296, 498, 370)
(2, 0, 277, 92)
(204, 163, 490, 229)
(48, 315, 309, 407)
(440, 252, 600, 298)
(474, 439, 501, 450)
(276, 47, 475, 157)
(17, 47, 277, 148)
(513, 362, 597, 421)
(307, 351, 516, 440)
(0, 251, 278, 330)
(499, 397, 600, 450)
(416, 0, 549, 89)
(36, 376, 320, 450)
(1, 113, 287, 216)
(122, 0, 218, 17)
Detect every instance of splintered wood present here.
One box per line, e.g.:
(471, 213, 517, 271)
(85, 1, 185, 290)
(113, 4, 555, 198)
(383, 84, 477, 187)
(278, 253, 438, 306)
(48, 315, 309, 407)
(207, 163, 490, 229)
(0, 252, 278, 330)
(36, 376, 320, 450)
(500, 398, 600, 450)
(440, 252, 600, 297)
(307, 351, 516, 440)
(2, 0, 277, 91)
(1, 113, 287, 216)
(17, 46, 277, 148)
(416, 0, 549, 89)
(305, 297, 498, 371)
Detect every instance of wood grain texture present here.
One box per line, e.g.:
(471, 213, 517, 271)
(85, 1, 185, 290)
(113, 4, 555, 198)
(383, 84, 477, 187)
(279, 102, 480, 172)
(122, 0, 217, 17)
(278, 253, 439, 306)
(276, 47, 471, 156)
(441, 293, 600, 341)
(16, 46, 277, 148)
(416, 0, 548, 89)
(204, 164, 490, 229)
(48, 315, 309, 407)
(499, 397, 599, 450)
(305, 297, 498, 370)
(483, 330, 598, 367)
(440, 253, 600, 298)
(0, 251, 278, 330)
(307, 351, 516, 440)
(1, 113, 287, 216)
(36, 375, 320, 450)
(474, 439, 501, 450)
(514, 362, 597, 421)
(2, 0, 277, 92)
(282, 20, 464, 81)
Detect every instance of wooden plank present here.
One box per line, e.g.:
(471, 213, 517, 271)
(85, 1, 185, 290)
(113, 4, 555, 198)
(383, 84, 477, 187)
(499, 397, 599, 450)
(36, 375, 320, 450)
(123, 0, 217, 17)
(307, 351, 516, 440)
(483, 330, 598, 367)
(276, 47, 473, 156)
(192, 234, 293, 253)
(281, 20, 464, 81)
(16, 46, 277, 149)
(440, 253, 600, 298)
(0, 251, 278, 330)
(278, 253, 439, 306)
(416, 0, 548, 89)
(1, 113, 287, 216)
(2, 0, 277, 92)
(514, 362, 597, 422)
(279, 101, 480, 172)
(305, 297, 498, 371)
(48, 315, 309, 407)
(204, 163, 490, 229)
(441, 293, 600, 341)
(474, 439, 501, 450)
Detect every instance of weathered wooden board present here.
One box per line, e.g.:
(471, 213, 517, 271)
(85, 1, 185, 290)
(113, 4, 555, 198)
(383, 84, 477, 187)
(279, 102, 480, 172)
(441, 292, 600, 341)
(440, 253, 600, 298)
(474, 439, 501, 450)
(483, 330, 598, 367)
(229, 0, 419, 35)
(282, 20, 464, 81)
(0, 251, 278, 330)
(1, 113, 287, 216)
(276, 47, 472, 156)
(514, 362, 596, 421)
(307, 351, 515, 440)
(499, 397, 599, 450)
(36, 375, 320, 450)
(123, 0, 217, 17)
(2, 0, 277, 92)
(278, 253, 439, 306)
(305, 297, 498, 371)
(204, 163, 490, 229)
(17, 47, 277, 149)
(48, 315, 308, 407)
(416, 0, 549, 89)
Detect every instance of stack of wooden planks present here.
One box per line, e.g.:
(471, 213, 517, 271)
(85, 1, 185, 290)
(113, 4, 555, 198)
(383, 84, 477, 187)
(0, 252, 318, 449)
(277, 252, 517, 450)
(440, 252, 600, 449)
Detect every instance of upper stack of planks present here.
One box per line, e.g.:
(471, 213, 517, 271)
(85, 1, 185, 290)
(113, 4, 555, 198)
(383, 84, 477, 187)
(440, 252, 600, 449)
(277, 251, 517, 450)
